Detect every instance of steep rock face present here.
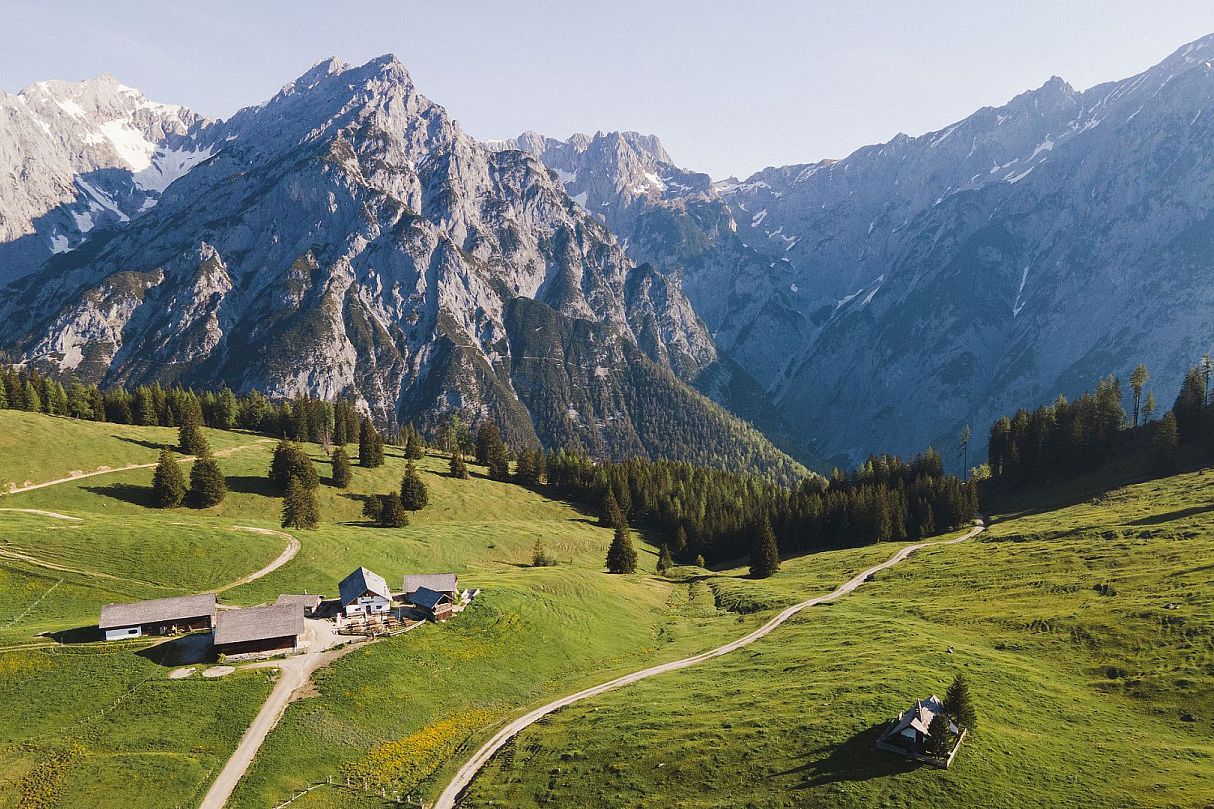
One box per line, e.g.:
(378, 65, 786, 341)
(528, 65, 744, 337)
(730, 34, 1214, 463)
(0, 75, 210, 281)
(486, 131, 815, 458)
(1, 57, 801, 480)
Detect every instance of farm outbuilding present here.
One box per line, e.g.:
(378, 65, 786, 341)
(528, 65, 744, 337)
(98, 593, 217, 641)
(875, 694, 965, 767)
(338, 567, 392, 617)
(274, 593, 322, 616)
(403, 573, 458, 601)
(212, 604, 304, 659)
(410, 586, 453, 622)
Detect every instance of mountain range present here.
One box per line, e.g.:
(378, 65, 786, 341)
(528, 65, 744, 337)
(6, 34, 1214, 471)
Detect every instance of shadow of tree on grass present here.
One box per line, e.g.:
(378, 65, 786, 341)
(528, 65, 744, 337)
(776, 722, 922, 789)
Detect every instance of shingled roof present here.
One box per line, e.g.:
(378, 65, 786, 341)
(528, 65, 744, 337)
(888, 695, 959, 738)
(404, 573, 457, 595)
(213, 604, 304, 646)
(98, 593, 217, 630)
(338, 567, 391, 606)
(275, 593, 322, 612)
(410, 586, 452, 610)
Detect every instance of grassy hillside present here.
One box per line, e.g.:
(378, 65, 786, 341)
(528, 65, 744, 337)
(0, 411, 883, 808)
(461, 469, 1214, 808)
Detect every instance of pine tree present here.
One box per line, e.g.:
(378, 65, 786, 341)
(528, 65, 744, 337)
(188, 453, 226, 507)
(400, 462, 429, 510)
(487, 442, 511, 481)
(600, 488, 624, 528)
(269, 440, 318, 491)
(378, 492, 409, 528)
(23, 380, 41, 412)
(532, 539, 557, 567)
(449, 451, 469, 479)
(1129, 363, 1150, 427)
(925, 714, 953, 758)
(656, 543, 674, 576)
(404, 423, 424, 460)
(749, 519, 781, 579)
(605, 523, 638, 574)
(179, 418, 209, 456)
(672, 525, 689, 558)
(330, 446, 352, 488)
(359, 417, 384, 467)
(1152, 411, 1180, 471)
(475, 422, 502, 465)
(281, 477, 320, 529)
(362, 494, 384, 524)
(151, 447, 186, 508)
(943, 672, 977, 730)
(0, 377, 6, 409)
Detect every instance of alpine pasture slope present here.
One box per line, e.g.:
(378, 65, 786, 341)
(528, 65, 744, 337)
(0, 409, 890, 808)
(461, 467, 1214, 808)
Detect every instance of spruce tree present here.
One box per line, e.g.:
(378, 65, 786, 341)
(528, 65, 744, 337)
(749, 519, 781, 579)
(151, 447, 186, 508)
(656, 543, 674, 576)
(925, 714, 953, 758)
(600, 488, 624, 528)
(269, 440, 318, 491)
(188, 453, 226, 507)
(943, 672, 977, 730)
(179, 418, 209, 456)
(605, 523, 638, 574)
(449, 451, 469, 479)
(378, 491, 409, 527)
(400, 462, 429, 510)
(362, 494, 384, 524)
(672, 525, 689, 558)
(487, 442, 511, 481)
(330, 446, 352, 488)
(0, 377, 6, 409)
(404, 423, 424, 460)
(281, 477, 320, 529)
(475, 422, 502, 465)
(23, 381, 41, 412)
(359, 417, 384, 467)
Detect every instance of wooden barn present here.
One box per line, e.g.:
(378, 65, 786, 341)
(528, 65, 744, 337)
(274, 593, 323, 616)
(212, 604, 304, 659)
(875, 695, 965, 767)
(338, 567, 392, 617)
(98, 593, 217, 641)
(403, 573, 458, 602)
(410, 586, 453, 622)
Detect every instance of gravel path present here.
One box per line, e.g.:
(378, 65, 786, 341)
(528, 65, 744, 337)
(433, 521, 986, 809)
(214, 528, 301, 593)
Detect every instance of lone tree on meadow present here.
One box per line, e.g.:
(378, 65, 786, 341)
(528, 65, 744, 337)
(943, 672, 978, 730)
(188, 452, 226, 508)
(281, 477, 320, 529)
(605, 522, 638, 574)
(925, 714, 954, 758)
(269, 440, 318, 492)
(749, 519, 781, 579)
(378, 491, 409, 528)
(151, 447, 186, 508)
(358, 417, 385, 468)
(656, 543, 674, 576)
(178, 417, 209, 457)
(330, 446, 352, 488)
(449, 450, 469, 479)
(400, 462, 429, 510)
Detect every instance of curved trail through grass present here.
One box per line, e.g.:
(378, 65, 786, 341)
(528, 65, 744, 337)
(434, 521, 986, 809)
(214, 527, 300, 593)
(3, 439, 271, 495)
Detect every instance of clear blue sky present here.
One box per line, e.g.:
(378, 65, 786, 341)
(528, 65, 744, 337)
(3, 1, 1213, 178)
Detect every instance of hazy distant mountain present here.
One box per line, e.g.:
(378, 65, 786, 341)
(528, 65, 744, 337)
(0, 57, 803, 479)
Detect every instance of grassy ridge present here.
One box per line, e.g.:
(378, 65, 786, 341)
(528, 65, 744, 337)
(460, 470, 1214, 807)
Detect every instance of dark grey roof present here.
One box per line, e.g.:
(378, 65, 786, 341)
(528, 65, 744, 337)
(99, 593, 217, 630)
(411, 586, 452, 610)
(404, 573, 458, 595)
(275, 593, 322, 611)
(339, 566, 391, 605)
(213, 604, 304, 645)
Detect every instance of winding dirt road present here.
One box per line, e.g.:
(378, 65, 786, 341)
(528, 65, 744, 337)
(214, 527, 301, 593)
(433, 521, 985, 809)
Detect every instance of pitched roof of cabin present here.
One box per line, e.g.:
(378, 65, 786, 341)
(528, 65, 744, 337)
(888, 695, 957, 737)
(213, 604, 304, 645)
(338, 567, 391, 605)
(403, 573, 457, 594)
(98, 593, 217, 630)
(410, 586, 452, 610)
